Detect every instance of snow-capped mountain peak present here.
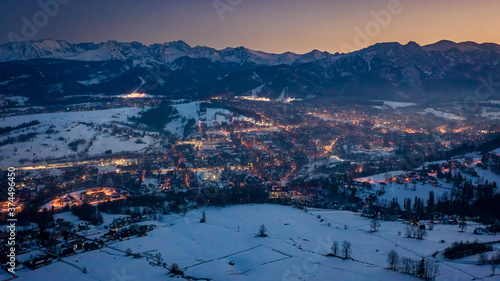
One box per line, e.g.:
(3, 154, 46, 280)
(0, 39, 337, 66)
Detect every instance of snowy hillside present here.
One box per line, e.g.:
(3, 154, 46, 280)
(356, 171, 452, 206)
(166, 101, 241, 136)
(0, 102, 245, 167)
(0, 107, 153, 168)
(14, 205, 499, 281)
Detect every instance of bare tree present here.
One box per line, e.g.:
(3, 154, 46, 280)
(199, 210, 206, 223)
(405, 225, 415, 238)
(492, 252, 500, 275)
(417, 259, 426, 278)
(400, 257, 413, 274)
(411, 259, 420, 276)
(493, 252, 500, 265)
(415, 227, 428, 240)
(169, 263, 184, 275)
(341, 240, 352, 260)
(257, 224, 268, 237)
(428, 221, 435, 230)
(125, 248, 133, 256)
(424, 259, 439, 280)
(331, 241, 339, 257)
(387, 249, 400, 270)
(150, 252, 164, 266)
(459, 221, 467, 232)
(370, 218, 381, 232)
(478, 253, 489, 265)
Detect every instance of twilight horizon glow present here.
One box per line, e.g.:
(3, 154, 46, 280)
(0, 0, 499, 54)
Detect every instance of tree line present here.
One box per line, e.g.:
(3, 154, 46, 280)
(0, 120, 40, 135)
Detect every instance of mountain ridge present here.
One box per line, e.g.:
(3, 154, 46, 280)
(1, 39, 500, 104)
(3, 38, 499, 65)
(0, 38, 332, 66)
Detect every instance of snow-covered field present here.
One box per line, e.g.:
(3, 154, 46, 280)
(486, 100, 500, 105)
(356, 171, 454, 206)
(374, 100, 417, 109)
(420, 108, 465, 121)
(491, 147, 500, 156)
(0, 107, 153, 168)
(165, 101, 203, 136)
(15, 205, 500, 281)
(0, 101, 250, 167)
(166, 101, 242, 136)
(481, 108, 500, 120)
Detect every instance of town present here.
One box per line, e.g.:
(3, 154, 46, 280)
(1, 95, 500, 280)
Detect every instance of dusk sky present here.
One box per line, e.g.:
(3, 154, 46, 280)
(1, 0, 499, 53)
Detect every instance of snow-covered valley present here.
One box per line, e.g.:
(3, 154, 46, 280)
(13, 205, 500, 281)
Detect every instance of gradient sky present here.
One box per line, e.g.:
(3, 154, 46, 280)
(1, 0, 499, 54)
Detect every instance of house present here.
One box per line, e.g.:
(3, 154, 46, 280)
(28, 255, 52, 269)
(78, 222, 90, 231)
(84, 242, 102, 251)
(61, 246, 75, 257)
(67, 239, 85, 251)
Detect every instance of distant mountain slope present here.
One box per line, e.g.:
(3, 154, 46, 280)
(0, 39, 321, 66)
(1, 39, 499, 104)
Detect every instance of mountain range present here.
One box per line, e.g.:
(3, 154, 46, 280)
(1, 39, 499, 104)
(0, 39, 330, 65)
